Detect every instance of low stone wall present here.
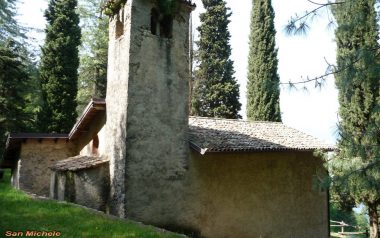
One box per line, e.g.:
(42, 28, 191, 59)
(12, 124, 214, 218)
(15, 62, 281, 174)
(12, 140, 76, 196)
(50, 155, 110, 212)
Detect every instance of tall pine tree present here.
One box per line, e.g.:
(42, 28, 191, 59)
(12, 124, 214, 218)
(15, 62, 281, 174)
(0, 0, 25, 42)
(0, 0, 40, 159)
(332, 1, 380, 237)
(246, 0, 281, 122)
(77, 0, 108, 113)
(191, 0, 241, 119)
(39, 0, 81, 133)
(0, 40, 31, 158)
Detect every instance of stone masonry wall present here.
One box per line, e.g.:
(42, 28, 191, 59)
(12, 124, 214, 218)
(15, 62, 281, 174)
(12, 140, 76, 197)
(51, 162, 110, 212)
(104, 0, 193, 219)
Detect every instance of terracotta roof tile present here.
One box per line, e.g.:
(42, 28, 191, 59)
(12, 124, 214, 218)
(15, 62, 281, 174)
(189, 117, 336, 154)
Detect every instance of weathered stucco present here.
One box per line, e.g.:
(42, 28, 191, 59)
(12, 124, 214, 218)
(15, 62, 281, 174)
(79, 118, 107, 157)
(104, 0, 192, 218)
(50, 161, 110, 212)
(178, 151, 329, 238)
(11, 140, 76, 196)
(75, 111, 106, 154)
(48, 147, 328, 238)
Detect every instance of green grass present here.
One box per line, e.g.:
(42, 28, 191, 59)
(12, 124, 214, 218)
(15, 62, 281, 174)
(0, 170, 184, 238)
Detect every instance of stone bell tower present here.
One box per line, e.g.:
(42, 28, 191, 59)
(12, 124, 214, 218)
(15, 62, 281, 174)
(104, 0, 195, 221)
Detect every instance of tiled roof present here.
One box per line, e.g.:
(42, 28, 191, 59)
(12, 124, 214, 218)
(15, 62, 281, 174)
(189, 117, 336, 154)
(103, 0, 195, 8)
(69, 99, 106, 140)
(50, 155, 109, 172)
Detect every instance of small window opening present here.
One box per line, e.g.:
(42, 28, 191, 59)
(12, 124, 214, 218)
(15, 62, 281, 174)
(115, 17, 124, 39)
(160, 15, 173, 38)
(150, 8, 173, 38)
(151, 8, 159, 35)
(92, 135, 99, 156)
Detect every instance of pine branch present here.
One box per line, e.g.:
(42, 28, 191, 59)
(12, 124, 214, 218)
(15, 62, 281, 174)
(284, 0, 343, 36)
(281, 46, 380, 87)
(333, 158, 380, 186)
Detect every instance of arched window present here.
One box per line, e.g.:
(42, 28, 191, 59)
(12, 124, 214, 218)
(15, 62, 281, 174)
(92, 135, 99, 156)
(150, 8, 173, 39)
(151, 8, 159, 35)
(160, 14, 173, 38)
(115, 18, 124, 38)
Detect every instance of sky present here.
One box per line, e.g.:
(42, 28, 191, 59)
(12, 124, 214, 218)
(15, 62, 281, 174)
(16, 0, 339, 144)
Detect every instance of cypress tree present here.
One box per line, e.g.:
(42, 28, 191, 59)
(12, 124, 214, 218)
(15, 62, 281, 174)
(246, 0, 281, 122)
(191, 0, 241, 119)
(332, 1, 380, 237)
(39, 0, 81, 133)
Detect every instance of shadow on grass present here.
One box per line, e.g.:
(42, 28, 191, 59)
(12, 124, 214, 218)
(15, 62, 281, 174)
(0, 170, 184, 238)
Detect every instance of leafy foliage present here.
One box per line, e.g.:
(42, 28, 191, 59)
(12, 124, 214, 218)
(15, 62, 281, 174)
(102, 0, 177, 17)
(330, 202, 369, 234)
(102, 0, 126, 16)
(330, 203, 359, 232)
(77, 0, 108, 113)
(246, 0, 281, 122)
(156, 0, 178, 15)
(38, 0, 81, 133)
(191, 0, 241, 119)
(331, 0, 380, 236)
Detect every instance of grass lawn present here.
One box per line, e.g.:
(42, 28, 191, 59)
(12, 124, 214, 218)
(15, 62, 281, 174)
(0, 170, 184, 238)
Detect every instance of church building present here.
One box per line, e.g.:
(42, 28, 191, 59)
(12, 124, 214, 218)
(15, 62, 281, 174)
(1, 0, 335, 237)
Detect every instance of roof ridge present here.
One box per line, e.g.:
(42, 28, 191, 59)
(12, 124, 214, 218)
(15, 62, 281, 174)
(189, 116, 283, 124)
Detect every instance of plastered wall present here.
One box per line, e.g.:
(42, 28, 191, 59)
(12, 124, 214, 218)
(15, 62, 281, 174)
(182, 151, 329, 238)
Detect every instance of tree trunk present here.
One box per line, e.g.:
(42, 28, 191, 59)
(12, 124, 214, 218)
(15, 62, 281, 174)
(369, 203, 379, 238)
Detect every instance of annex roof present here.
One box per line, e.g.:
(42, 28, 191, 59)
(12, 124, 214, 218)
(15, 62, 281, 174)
(1, 133, 68, 168)
(50, 155, 109, 172)
(189, 117, 336, 154)
(1, 99, 105, 169)
(69, 99, 106, 140)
